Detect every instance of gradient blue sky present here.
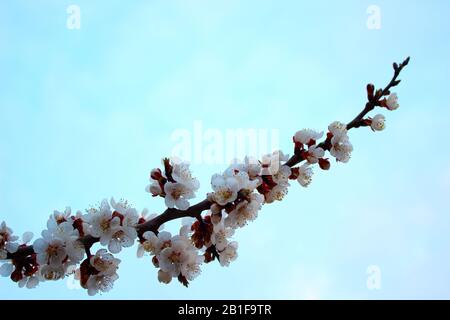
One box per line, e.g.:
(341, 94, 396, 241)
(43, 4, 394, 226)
(1, 0, 449, 299)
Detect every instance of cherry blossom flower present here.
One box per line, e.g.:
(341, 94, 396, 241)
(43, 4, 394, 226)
(180, 251, 204, 281)
(156, 233, 203, 283)
(264, 184, 289, 204)
(157, 269, 172, 284)
(386, 93, 399, 110)
(86, 272, 119, 296)
(146, 181, 163, 197)
(85, 200, 137, 253)
(80, 249, 121, 296)
(171, 162, 200, 190)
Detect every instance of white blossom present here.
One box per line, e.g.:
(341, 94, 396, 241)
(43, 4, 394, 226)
(180, 252, 204, 281)
(33, 234, 67, 266)
(271, 165, 291, 185)
(294, 129, 323, 145)
(265, 184, 289, 204)
(85, 199, 137, 253)
(371, 114, 386, 131)
(328, 121, 348, 137)
(171, 162, 200, 191)
(85, 249, 121, 296)
(146, 181, 163, 197)
(157, 269, 172, 284)
(227, 157, 262, 180)
(211, 174, 240, 206)
(86, 273, 119, 296)
(210, 220, 234, 251)
(0, 221, 19, 259)
(0, 262, 14, 277)
(164, 182, 196, 210)
(330, 131, 353, 163)
(138, 231, 172, 256)
(158, 236, 192, 277)
(218, 241, 238, 267)
(224, 169, 259, 192)
(225, 193, 264, 229)
(18, 275, 40, 289)
(65, 239, 85, 263)
(386, 93, 399, 110)
(156, 234, 203, 282)
(40, 264, 66, 280)
(297, 163, 313, 187)
(261, 151, 289, 175)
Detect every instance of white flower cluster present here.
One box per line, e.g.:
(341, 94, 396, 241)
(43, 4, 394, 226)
(386, 93, 399, 110)
(0, 198, 147, 294)
(328, 121, 354, 163)
(209, 220, 239, 267)
(146, 160, 200, 211)
(368, 92, 399, 132)
(0, 223, 37, 288)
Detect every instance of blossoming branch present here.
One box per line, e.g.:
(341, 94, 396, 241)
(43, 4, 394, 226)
(0, 57, 409, 295)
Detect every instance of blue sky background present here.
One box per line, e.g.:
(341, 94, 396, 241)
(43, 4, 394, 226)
(1, 0, 449, 299)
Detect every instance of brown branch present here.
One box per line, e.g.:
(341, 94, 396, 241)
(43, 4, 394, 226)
(5, 57, 410, 266)
(346, 56, 410, 130)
